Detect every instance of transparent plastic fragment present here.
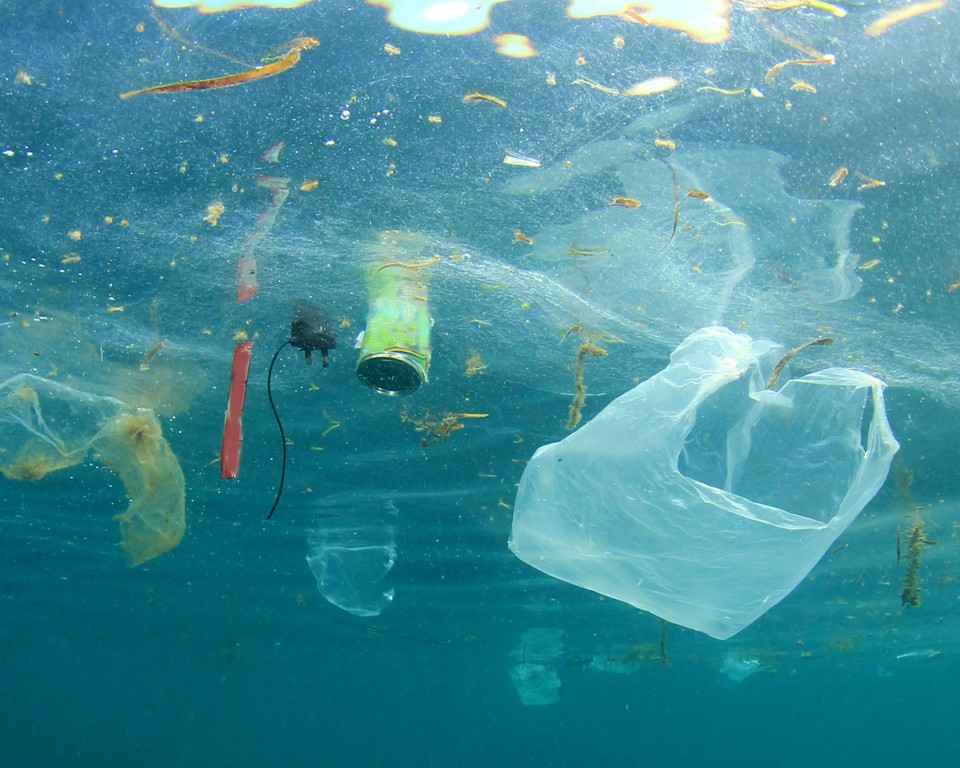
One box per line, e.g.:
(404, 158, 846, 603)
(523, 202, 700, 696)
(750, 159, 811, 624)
(508, 663, 562, 705)
(306, 523, 397, 617)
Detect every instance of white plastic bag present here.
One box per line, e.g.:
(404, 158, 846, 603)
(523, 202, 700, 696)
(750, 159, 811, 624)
(509, 327, 899, 639)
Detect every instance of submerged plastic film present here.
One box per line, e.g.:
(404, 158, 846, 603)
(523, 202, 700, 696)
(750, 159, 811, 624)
(509, 327, 900, 640)
(306, 524, 397, 617)
(508, 628, 564, 705)
(94, 409, 186, 567)
(0, 374, 186, 567)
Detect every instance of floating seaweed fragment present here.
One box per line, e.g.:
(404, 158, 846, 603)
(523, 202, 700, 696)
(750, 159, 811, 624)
(572, 77, 620, 95)
(900, 514, 935, 607)
(764, 54, 834, 84)
(865, 0, 947, 37)
(465, 352, 487, 377)
(827, 167, 848, 186)
(738, 0, 847, 18)
(401, 408, 488, 447)
(120, 37, 319, 100)
(566, 341, 607, 430)
(855, 172, 886, 191)
(203, 200, 225, 226)
(696, 85, 746, 95)
(463, 92, 507, 108)
(766, 337, 834, 389)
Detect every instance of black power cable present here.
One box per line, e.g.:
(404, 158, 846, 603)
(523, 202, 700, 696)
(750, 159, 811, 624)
(265, 304, 337, 520)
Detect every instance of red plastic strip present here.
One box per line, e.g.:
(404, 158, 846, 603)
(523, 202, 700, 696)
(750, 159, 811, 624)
(220, 341, 254, 479)
(236, 176, 291, 304)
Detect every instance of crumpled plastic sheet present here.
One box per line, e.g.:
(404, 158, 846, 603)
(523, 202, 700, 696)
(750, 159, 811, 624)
(0, 374, 186, 566)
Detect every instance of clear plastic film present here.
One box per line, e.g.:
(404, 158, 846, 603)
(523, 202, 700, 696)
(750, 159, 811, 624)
(509, 327, 900, 640)
(306, 496, 398, 617)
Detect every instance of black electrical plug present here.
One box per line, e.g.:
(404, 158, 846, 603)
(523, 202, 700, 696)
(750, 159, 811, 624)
(290, 302, 337, 366)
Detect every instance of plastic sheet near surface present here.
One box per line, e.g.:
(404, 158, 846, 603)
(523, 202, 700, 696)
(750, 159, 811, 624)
(0, 374, 186, 567)
(509, 327, 900, 640)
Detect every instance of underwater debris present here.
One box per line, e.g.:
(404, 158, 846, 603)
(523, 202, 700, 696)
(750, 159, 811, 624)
(503, 152, 542, 168)
(766, 337, 834, 389)
(220, 341, 253, 480)
(855, 172, 886, 191)
(202, 200, 225, 226)
(463, 92, 507, 108)
(119, 37, 319, 100)
(0, 375, 186, 566)
(790, 79, 817, 93)
(828, 167, 848, 186)
(567, 0, 733, 44)
(895, 648, 941, 660)
(737, 0, 846, 18)
(236, 176, 291, 303)
(621, 76, 680, 96)
(589, 643, 662, 673)
(401, 408, 488, 447)
(98, 409, 186, 566)
(567, 245, 610, 257)
(659, 619, 670, 669)
(319, 411, 341, 438)
(565, 341, 607, 430)
(900, 514, 935, 607)
(370, 253, 440, 275)
(465, 352, 487, 377)
(139, 341, 165, 372)
(493, 33, 537, 58)
(865, 0, 947, 37)
(696, 85, 746, 95)
(764, 54, 835, 84)
(261, 141, 284, 163)
(720, 654, 761, 683)
(572, 77, 620, 95)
